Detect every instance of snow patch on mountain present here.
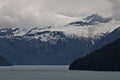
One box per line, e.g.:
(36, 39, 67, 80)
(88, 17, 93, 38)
(0, 14, 120, 43)
(34, 19, 120, 39)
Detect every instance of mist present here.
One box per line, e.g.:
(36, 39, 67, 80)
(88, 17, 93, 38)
(0, 0, 118, 28)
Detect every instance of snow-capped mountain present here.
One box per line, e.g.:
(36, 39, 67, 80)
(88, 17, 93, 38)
(0, 14, 120, 65)
(0, 14, 119, 41)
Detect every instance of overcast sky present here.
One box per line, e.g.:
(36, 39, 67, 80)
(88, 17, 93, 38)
(0, 0, 119, 28)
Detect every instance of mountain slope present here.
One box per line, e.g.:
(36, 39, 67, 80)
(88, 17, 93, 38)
(93, 27, 120, 50)
(69, 39, 120, 71)
(0, 14, 120, 65)
(0, 54, 12, 66)
(0, 36, 94, 65)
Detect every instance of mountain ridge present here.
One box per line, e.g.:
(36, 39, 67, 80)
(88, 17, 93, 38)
(69, 39, 120, 71)
(0, 14, 119, 65)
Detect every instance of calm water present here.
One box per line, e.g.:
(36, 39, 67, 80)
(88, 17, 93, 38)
(0, 66, 120, 80)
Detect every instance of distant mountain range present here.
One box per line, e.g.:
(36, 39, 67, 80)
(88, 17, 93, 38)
(69, 39, 120, 71)
(0, 14, 120, 65)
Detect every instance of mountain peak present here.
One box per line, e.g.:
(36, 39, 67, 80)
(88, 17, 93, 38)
(84, 14, 112, 23)
(68, 14, 112, 26)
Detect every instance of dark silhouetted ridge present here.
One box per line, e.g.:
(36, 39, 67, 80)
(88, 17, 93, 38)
(69, 39, 120, 71)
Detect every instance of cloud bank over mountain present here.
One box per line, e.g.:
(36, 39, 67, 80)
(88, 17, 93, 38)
(0, 0, 118, 28)
(110, 0, 120, 20)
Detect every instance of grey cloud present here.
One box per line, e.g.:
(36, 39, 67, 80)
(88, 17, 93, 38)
(108, 0, 120, 20)
(43, 0, 113, 17)
(0, 0, 114, 28)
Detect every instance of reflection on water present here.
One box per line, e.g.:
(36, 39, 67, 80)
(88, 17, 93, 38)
(0, 66, 120, 80)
